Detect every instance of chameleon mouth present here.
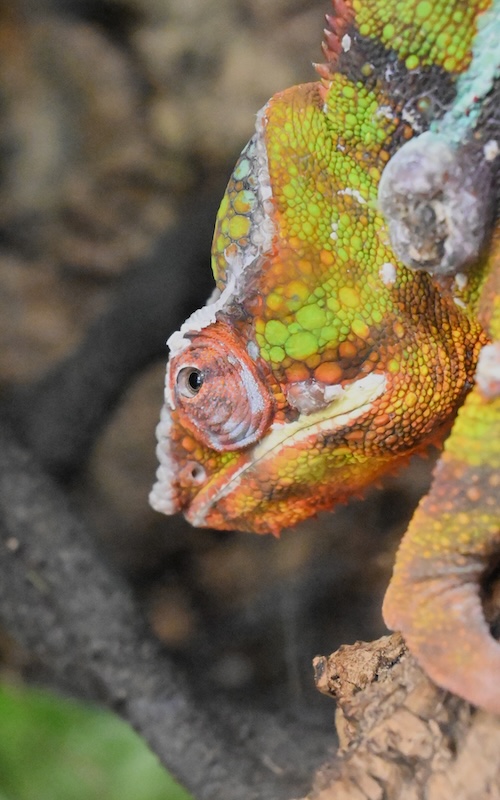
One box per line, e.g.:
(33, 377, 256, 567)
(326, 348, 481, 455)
(186, 371, 387, 529)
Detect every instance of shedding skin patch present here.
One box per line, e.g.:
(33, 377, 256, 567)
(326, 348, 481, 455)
(211, 105, 275, 288)
(150, 405, 177, 514)
(378, 132, 493, 276)
(379, 261, 397, 286)
(168, 105, 276, 359)
(476, 341, 500, 398)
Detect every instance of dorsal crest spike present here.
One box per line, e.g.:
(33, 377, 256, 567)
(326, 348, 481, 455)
(312, 61, 332, 80)
(314, 0, 354, 80)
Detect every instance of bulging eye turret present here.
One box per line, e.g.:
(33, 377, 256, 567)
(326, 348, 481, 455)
(169, 323, 274, 452)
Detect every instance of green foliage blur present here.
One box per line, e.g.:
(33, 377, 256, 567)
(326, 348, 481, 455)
(0, 680, 193, 800)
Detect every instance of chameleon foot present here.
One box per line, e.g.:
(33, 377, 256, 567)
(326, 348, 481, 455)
(384, 555, 500, 713)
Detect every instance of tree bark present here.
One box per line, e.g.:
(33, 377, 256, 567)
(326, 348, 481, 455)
(307, 633, 500, 800)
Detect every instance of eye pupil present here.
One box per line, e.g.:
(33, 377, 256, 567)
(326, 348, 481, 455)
(177, 366, 204, 398)
(188, 370, 203, 392)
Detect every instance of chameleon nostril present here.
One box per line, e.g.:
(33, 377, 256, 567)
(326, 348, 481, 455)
(179, 461, 207, 487)
(189, 463, 206, 484)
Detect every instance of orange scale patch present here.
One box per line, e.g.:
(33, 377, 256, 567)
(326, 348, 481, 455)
(314, 361, 343, 384)
(338, 341, 359, 359)
(285, 362, 311, 382)
(181, 436, 197, 453)
(306, 353, 322, 370)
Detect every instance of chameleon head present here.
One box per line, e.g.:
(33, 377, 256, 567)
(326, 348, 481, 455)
(150, 71, 485, 535)
(150, 314, 396, 534)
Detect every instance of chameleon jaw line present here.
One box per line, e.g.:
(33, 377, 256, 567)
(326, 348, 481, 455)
(187, 371, 387, 528)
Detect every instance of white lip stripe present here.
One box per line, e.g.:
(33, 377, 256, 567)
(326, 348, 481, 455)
(189, 372, 387, 526)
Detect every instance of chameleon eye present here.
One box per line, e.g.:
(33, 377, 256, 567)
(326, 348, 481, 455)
(177, 367, 204, 398)
(169, 324, 274, 452)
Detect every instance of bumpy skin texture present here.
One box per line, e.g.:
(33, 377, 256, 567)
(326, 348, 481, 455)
(151, 0, 500, 712)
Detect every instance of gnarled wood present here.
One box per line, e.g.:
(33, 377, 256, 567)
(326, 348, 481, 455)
(308, 633, 500, 800)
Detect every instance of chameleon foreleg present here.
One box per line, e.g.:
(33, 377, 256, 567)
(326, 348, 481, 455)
(383, 381, 500, 711)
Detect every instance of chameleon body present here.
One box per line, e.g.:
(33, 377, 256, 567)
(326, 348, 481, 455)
(151, 0, 500, 712)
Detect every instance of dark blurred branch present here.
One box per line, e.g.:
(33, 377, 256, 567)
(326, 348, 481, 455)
(1, 194, 218, 479)
(0, 424, 326, 799)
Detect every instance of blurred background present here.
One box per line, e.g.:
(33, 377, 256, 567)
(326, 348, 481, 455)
(0, 0, 435, 796)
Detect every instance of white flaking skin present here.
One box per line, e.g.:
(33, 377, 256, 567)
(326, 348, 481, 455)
(150, 105, 276, 515)
(167, 104, 275, 361)
(476, 342, 500, 399)
(149, 405, 177, 514)
(379, 261, 397, 286)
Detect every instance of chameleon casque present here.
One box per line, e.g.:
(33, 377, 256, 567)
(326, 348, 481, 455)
(151, 0, 500, 713)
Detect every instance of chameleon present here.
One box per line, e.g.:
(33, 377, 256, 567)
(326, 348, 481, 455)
(150, 0, 500, 713)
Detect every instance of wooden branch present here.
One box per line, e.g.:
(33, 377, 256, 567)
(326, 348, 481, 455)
(306, 633, 500, 799)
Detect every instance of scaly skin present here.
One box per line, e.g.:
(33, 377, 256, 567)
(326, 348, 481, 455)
(151, 1, 500, 711)
(384, 231, 500, 711)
